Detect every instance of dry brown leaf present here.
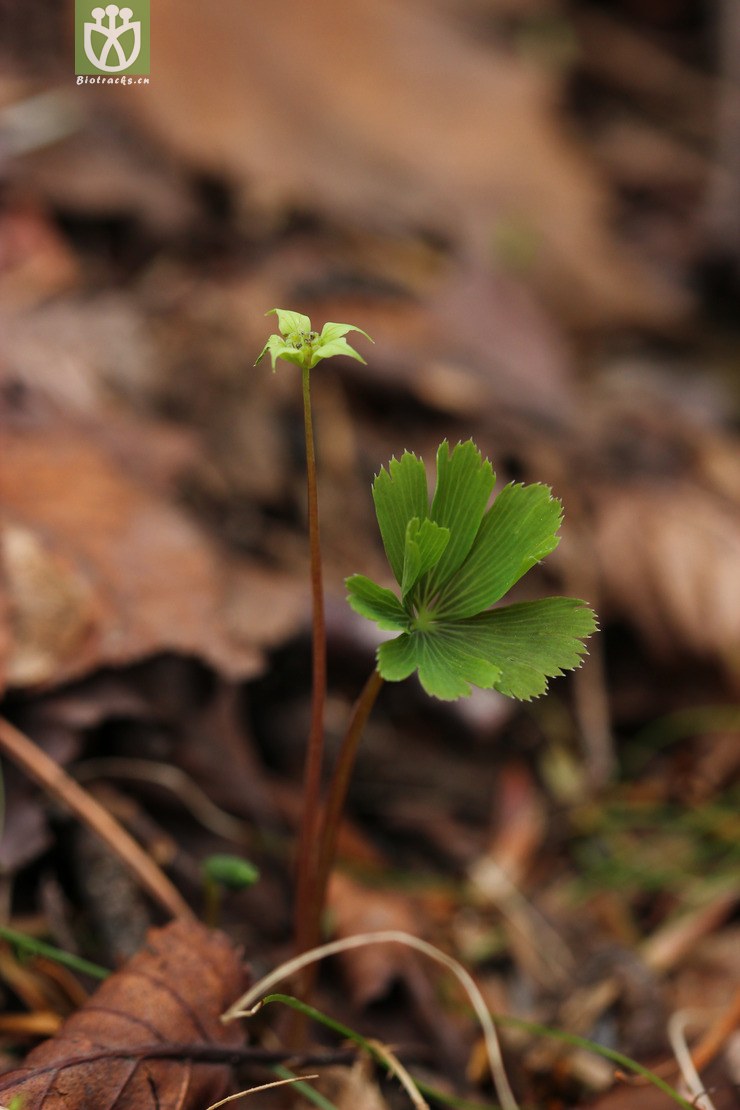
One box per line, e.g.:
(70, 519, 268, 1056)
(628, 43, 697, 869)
(319, 880, 481, 1079)
(0, 920, 247, 1110)
(592, 481, 740, 661)
(0, 768, 51, 872)
(327, 873, 422, 1007)
(1, 521, 100, 688)
(295, 262, 578, 418)
(318, 1059, 391, 1110)
(19, 112, 199, 239)
(117, 0, 684, 328)
(0, 296, 158, 419)
(465, 763, 560, 987)
(478, 762, 546, 887)
(0, 400, 294, 694)
(0, 202, 79, 307)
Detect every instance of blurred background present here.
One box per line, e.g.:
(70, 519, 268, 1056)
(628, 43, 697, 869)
(1, 1, 740, 1107)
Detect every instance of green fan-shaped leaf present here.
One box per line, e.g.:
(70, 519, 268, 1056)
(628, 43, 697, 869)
(376, 632, 418, 681)
(444, 597, 597, 700)
(436, 483, 562, 619)
(353, 438, 597, 703)
(376, 628, 503, 699)
(422, 441, 496, 598)
(400, 518, 450, 599)
(414, 630, 502, 700)
(346, 575, 409, 631)
(372, 452, 429, 585)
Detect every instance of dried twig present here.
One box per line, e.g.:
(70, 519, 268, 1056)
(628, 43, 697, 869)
(0, 716, 193, 921)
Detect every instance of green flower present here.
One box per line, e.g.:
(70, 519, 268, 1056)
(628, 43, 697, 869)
(255, 308, 373, 371)
(346, 441, 597, 701)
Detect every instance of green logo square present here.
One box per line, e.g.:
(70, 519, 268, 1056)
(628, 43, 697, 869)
(75, 2, 150, 76)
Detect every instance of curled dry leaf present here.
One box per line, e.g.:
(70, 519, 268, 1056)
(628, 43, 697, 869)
(327, 872, 422, 1007)
(0, 522, 101, 689)
(322, 1059, 390, 1110)
(0, 919, 248, 1110)
(0, 202, 80, 308)
(592, 481, 740, 662)
(325, 874, 469, 1068)
(0, 401, 300, 695)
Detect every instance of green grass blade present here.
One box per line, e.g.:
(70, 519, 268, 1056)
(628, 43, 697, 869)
(259, 991, 692, 1110)
(495, 1014, 694, 1109)
(260, 994, 500, 1109)
(0, 925, 110, 980)
(271, 1065, 339, 1110)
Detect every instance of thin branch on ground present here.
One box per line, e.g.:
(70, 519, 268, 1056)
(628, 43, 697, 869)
(0, 717, 193, 921)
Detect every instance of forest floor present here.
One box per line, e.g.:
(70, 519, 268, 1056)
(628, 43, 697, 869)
(0, 1, 739, 1107)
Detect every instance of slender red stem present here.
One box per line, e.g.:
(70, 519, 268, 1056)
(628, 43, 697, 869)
(312, 668, 384, 929)
(294, 364, 327, 956)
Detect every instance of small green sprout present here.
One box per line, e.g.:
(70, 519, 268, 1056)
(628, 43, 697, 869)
(203, 853, 260, 890)
(202, 853, 260, 927)
(347, 440, 596, 701)
(255, 308, 373, 371)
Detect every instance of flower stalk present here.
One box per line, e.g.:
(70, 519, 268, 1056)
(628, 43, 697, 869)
(256, 309, 373, 960)
(293, 362, 328, 958)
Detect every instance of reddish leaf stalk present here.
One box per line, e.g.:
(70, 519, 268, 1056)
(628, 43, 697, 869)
(292, 668, 385, 1008)
(294, 363, 328, 956)
(313, 668, 384, 925)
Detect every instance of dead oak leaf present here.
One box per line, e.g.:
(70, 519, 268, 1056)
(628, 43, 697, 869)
(0, 407, 278, 693)
(327, 872, 422, 1008)
(592, 481, 740, 661)
(327, 874, 469, 1070)
(0, 920, 248, 1110)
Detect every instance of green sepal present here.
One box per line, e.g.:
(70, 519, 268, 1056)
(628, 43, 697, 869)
(255, 334, 304, 370)
(257, 311, 374, 370)
(314, 321, 374, 366)
(400, 517, 450, 599)
(436, 482, 562, 619)
(345, 575, 410, 632)
(310, 336, 368, 366)
(319, 322, 373, 343)
(372, 452, 429, 586)
(266, 307, 312, 335)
